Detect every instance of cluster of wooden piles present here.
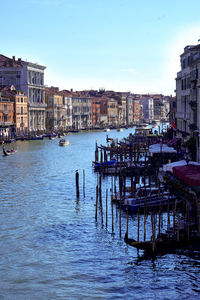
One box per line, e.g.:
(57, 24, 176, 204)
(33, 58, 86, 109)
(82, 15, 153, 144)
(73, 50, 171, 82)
(93, 132, 200, 255)
(93, 134, 156, 176)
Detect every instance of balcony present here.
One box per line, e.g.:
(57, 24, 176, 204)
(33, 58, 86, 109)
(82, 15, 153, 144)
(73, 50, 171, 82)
(3, 111, 10, 115)
(29, 102, 47, 109)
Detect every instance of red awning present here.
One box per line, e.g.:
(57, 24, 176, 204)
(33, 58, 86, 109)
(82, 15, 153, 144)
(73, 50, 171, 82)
(173, 164, 200, 186)
(167, 137, 181, 146)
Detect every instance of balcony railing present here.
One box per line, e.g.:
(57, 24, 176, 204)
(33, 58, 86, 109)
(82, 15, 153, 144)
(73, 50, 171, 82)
(29, 102, 47, 108)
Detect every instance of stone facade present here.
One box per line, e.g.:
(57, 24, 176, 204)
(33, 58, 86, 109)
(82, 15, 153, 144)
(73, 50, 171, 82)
(176, 44, 200, 162)
(0, 55, 46, 134)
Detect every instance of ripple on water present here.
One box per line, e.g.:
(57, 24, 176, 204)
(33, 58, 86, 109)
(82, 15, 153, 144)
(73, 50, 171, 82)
(0, 132, 200, 299)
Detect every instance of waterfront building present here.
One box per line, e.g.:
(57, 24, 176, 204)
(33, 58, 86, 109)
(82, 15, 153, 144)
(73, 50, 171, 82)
(126, 95, 133, 125)
(63, 95, 73, 130)
(45, 87, 66, 132)
(91, 97, 101, 126)
(161, 96, 170, 122)
(117, 99, 123, 126)
(176, 44, 200, 162)
(140, 97, 154, 123)
(107, 98, 118, 126)
(121, 97, 127, 125)
(168, 96, 176, 125)
(132, 99, 140, 124)
(0, 55, 46, 134)
(0, 93, 14, 138)
(0, 85, 28, 136)
(15, 91, 28, 136)
(71, 95, 92, 129)
(153, 95, 163, 122)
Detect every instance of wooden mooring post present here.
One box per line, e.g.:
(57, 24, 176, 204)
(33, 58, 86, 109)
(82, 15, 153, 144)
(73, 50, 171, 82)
(83, 169, 85, 198)
(95, 185, 98, 221)
(75, 170, 79, 198)
(106, 188, 108, 228)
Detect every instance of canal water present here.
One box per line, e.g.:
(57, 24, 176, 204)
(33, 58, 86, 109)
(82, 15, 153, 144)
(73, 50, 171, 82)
(0, 128, 199, 300)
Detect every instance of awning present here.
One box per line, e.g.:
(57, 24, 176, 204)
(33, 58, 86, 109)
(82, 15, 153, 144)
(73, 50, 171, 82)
(173, 164, 200, 186)
(149, 143, 177, 155)
(167, 137, 181, 146)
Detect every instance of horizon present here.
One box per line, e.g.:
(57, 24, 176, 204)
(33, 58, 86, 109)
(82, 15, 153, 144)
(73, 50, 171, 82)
(1, 0, 200, 95)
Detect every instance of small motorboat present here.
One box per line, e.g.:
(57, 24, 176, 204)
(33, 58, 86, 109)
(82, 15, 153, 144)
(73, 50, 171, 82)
(49, 135, 57, 140)
(59, 139, 69, 146)
(104, 128, 110, 132)
(3, 146, 17, 156)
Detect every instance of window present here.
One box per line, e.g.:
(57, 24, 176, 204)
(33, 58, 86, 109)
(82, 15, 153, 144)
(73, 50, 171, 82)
(21, 98, 23, 103)
(21, 107, 23, 114)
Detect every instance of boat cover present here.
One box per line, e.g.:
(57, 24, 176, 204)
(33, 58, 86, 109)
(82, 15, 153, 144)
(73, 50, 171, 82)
(163, 160, 200, 173)
(173, 164, 200, 186)
(149, 143, 177, 155)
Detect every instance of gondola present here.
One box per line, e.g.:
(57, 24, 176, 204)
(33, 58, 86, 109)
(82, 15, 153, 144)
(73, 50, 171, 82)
(2, 146, 17, 156)
(124, 232, 199, 254)
(59, 139, 69, 146)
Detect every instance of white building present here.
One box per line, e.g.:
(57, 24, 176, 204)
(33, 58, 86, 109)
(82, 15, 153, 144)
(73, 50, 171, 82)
(140, 97, 154, 123)
(126, 95, 133, 125)
(63, 96, 73, 129)
(0, 55, 46, 134)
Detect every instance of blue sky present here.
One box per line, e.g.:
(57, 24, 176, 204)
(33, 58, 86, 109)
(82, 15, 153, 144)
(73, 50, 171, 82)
(1, 0, 200, 95)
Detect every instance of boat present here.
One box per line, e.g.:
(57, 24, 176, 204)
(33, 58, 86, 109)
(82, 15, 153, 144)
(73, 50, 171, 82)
(104, 128, 110, 132)
(69, 130, 79, 133)
(117, 128, 123, 132)
(29, 135, 43, 140)
(59, 139, 69, 146)
(49, 135, 57, 140)
(2, 146, 17, 156)
(124, 232, 199, 254)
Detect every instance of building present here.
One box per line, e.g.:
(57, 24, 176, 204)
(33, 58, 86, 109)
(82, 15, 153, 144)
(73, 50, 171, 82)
(126, 95, 133, 125)
(0, 85, 28, 137)
(0, 93, 14, 139)
(0, 55, 46, 134)
(176, 44, 200, 162)
(63, 95, 73, 130)
(91, 97, 101, 126)
(132, 99, 140, 123)
(139, 97, 154, 123)
(45, 87, 66, 132)
(107, 98, 118, 126)
(72, 96, 92, 129)
(15, 91, 28, 136)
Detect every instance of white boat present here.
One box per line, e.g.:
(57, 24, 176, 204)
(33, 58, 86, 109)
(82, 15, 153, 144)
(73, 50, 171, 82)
(59, 139, 69, 146)
(117, 128, 123, 132)
(104, 128, 110, 132)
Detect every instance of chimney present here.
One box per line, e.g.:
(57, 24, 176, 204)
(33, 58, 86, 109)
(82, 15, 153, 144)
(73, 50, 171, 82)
(12, 56, 15, 61)
(18, 58, 21, 62)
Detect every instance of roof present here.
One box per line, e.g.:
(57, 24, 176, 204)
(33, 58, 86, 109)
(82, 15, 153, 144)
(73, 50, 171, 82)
(0, 54, 22, 67)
